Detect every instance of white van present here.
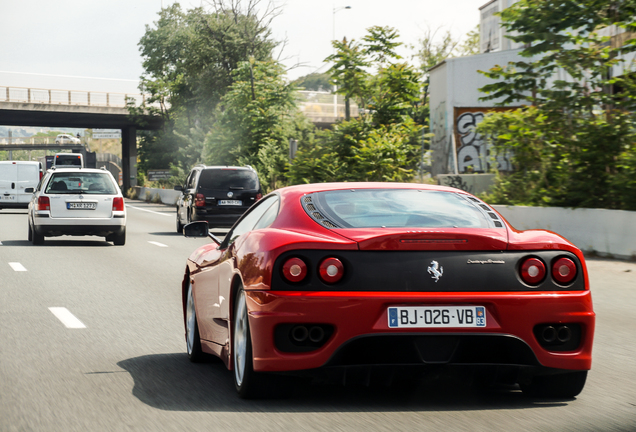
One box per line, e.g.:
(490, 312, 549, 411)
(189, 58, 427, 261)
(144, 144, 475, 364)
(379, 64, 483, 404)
(53, 153, 84, 168)
(0, 161, 43, 209)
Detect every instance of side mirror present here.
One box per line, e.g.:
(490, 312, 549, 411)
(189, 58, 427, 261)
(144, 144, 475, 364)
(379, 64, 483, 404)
(174, 185, 184, 191)
(25, 187, 34, 193)
(184, 221, 221, 246)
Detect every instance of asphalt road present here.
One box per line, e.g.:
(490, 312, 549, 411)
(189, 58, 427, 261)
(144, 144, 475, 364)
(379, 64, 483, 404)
(1, 200, 635, 432)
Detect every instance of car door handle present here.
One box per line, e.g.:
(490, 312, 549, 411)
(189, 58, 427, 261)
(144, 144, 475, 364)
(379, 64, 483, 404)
(11, 182, 15, 189)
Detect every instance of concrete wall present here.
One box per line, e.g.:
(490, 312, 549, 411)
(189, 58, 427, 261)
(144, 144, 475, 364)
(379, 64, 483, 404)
(132, 186, 181, 206)
(494, 205, 636, 260)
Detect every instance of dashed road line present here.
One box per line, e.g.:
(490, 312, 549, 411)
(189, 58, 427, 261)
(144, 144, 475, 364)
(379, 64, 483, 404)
(125, 205, 172, 217)
(49, 307, 86, 329)
(148, 241, 168, 248)
(9, 262, 27, 272)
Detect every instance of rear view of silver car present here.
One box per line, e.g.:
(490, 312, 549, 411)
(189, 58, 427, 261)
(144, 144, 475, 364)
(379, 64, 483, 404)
(27, 168, 126, 245)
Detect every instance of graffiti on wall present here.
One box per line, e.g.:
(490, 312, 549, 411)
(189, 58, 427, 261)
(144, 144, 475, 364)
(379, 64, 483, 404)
(454, 108, 512, 173)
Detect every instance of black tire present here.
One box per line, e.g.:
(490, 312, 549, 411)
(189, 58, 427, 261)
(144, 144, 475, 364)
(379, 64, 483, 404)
(112, 228, 126, 246)
(176, 211, 184, 234)
(521, 371, 588, 398)
(233, 288, 263, 399)
(28, 222, 32, 242)
(185, 279, 205, 362)
(32, 226, 44, 245)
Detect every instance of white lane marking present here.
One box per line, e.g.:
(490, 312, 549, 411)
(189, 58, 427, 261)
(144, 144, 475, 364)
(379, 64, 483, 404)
(9, 262, 27, 271)
(125, 205, 171, 217)
(49, 307, 86, 329)
(148, 241, 168, 248)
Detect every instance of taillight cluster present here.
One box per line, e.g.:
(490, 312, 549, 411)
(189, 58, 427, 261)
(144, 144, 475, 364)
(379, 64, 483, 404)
(195, 193, 205, 207)
(281, 256, 345, 284)
(112, 197, 124, 212)
(519, 256, 577, 286)
(37, 196, 50, 211)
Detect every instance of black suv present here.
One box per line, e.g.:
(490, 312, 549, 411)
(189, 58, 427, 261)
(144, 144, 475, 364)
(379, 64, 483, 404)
(175, 165, 262, 232)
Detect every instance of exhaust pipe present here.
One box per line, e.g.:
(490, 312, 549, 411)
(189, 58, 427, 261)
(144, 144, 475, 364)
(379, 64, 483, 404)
(557, 325, 572, 343)
(542, 326, 557, 343)
(291, 325, 309, 342)
(309, 326, 325, 343)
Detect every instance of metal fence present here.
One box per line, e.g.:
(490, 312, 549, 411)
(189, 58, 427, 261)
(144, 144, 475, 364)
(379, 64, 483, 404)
(0, 86, 145, 107)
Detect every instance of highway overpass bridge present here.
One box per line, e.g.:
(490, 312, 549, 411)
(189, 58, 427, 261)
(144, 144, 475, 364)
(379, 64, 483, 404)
(0, 85, 356, 190)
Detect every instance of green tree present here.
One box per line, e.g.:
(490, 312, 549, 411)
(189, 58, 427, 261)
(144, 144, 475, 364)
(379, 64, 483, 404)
(291, 73, 331, 91)
(205, 60, 311, 191)
(132, 1, 279, 173)
(477, 0, 636, 210)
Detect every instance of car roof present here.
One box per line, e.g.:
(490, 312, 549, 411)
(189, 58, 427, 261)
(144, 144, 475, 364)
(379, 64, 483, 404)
(195, 165, 255, 171)
(276, 182, 467, 196)
(49, 168, 108, 174)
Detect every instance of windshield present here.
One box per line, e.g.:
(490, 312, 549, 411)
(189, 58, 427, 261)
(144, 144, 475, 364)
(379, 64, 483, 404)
(198, 169, 259, 190)
(306, 189, 493, 229)
(45, 172, 118, 195)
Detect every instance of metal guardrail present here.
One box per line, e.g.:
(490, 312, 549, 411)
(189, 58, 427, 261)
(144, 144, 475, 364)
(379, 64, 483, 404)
(0, 86, 145, 107)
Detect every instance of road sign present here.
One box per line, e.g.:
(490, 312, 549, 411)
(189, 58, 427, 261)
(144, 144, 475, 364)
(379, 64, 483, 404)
(92, 129, 121, 139)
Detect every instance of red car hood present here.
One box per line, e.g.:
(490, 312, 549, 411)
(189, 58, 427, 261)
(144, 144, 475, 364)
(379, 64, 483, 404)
(331, 228, 509, 251)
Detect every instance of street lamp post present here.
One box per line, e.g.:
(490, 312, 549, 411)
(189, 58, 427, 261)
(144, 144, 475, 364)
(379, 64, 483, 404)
(332, 5, 351, 119)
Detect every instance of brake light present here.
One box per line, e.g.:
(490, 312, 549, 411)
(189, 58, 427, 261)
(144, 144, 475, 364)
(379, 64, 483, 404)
(282, 257, 308, 283)
(520, 257, 546, 285)
(552, 257, 577, 285)
(318, 257, 345, 284)
(195, 193, 205, 207)
(112, 197, 124, 211)
(256, 192, 262, 201)
(37, 196, 50, 211)
(39, 171, 43, 181)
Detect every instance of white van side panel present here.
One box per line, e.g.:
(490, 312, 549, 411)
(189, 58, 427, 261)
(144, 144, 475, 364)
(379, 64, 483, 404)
(0, 161, 41, 207)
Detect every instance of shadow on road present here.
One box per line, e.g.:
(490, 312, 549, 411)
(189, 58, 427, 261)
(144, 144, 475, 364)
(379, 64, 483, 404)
(117, 353, 569, 412)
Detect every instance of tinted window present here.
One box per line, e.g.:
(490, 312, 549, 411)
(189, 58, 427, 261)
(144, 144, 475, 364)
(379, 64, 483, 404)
(224, 195, 278, 247)
(308, 189, 492, 229)
(199, 169, 258, 190)
(45, 172, 117, 194)
(253, 196, 279, 230)
(55, 155, 82, 167)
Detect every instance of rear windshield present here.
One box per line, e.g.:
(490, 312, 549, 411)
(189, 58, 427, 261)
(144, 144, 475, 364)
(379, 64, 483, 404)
(45, 172, 118, 195)
(55, 155, 82, 167)
(199, 169, 259, 190)
(306, 189, 493, 228)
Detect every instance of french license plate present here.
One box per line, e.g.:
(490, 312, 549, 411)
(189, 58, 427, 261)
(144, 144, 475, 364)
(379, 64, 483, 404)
(67, 202, 96, 210)
(218, 200, 242, 206)
(388, 306, 487, 328)
(0, 195, 15, 200)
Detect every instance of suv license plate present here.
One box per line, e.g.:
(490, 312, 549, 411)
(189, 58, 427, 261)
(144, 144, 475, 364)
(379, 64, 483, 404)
(67, 202, 96, 210)
(218, 200, 242, 206)
(388, 306, 487, 328)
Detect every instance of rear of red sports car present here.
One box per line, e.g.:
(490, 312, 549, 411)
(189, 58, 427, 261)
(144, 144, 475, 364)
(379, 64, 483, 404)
(239, 184, 594, 398)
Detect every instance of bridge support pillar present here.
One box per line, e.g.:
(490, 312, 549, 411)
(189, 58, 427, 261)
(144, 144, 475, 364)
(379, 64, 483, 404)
(122, 126, 137, 192)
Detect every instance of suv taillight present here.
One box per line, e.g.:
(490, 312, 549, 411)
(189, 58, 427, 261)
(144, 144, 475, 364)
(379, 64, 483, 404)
(112, 197, 124, 212)
(256, 192, 263, 201)
(37, 196, 50, 211)
(195, 193, 205, 207)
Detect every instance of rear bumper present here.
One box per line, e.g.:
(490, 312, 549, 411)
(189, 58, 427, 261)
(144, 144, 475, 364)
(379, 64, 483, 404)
(244, 290, 595, 373)
(192, 210, 242, 228)
(33, 212, 126, 236)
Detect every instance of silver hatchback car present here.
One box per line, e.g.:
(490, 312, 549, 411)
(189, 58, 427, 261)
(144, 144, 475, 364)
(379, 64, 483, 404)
(27, 167, 126, 245)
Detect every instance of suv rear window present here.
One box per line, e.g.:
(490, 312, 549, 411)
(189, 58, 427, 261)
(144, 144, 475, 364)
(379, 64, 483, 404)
(55, 155, 82, 167)
(198, 169, 259, 190)
(46, 172, 117, 194)
(304, 189, 493, 229)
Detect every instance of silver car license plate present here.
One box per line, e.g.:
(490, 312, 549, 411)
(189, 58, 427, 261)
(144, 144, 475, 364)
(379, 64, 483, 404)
(67, 202, 96, 210)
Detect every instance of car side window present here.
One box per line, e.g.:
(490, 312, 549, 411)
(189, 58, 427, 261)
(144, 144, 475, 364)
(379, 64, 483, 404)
(223, 195, 278, 248)
(186, 171, 196, 189)
(253, 197, 279, 230)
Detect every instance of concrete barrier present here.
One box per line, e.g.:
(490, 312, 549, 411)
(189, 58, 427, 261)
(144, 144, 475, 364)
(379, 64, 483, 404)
(494, 205, 636, 260)
(131, 186, 181, 206)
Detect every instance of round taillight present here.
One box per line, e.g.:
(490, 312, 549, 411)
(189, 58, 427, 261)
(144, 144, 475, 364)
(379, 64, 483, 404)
(318, 257, 344, 284)
(552, 257, 577, 285)
(282, 257, 307, 283)
(520, 257, 546, 285)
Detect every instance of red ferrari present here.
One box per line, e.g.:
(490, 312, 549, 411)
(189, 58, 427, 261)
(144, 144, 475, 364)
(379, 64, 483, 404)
(181, 182, 595, 398)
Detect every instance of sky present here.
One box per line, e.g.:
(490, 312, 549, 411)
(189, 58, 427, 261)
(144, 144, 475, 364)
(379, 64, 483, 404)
(0, 0, 484, 95)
